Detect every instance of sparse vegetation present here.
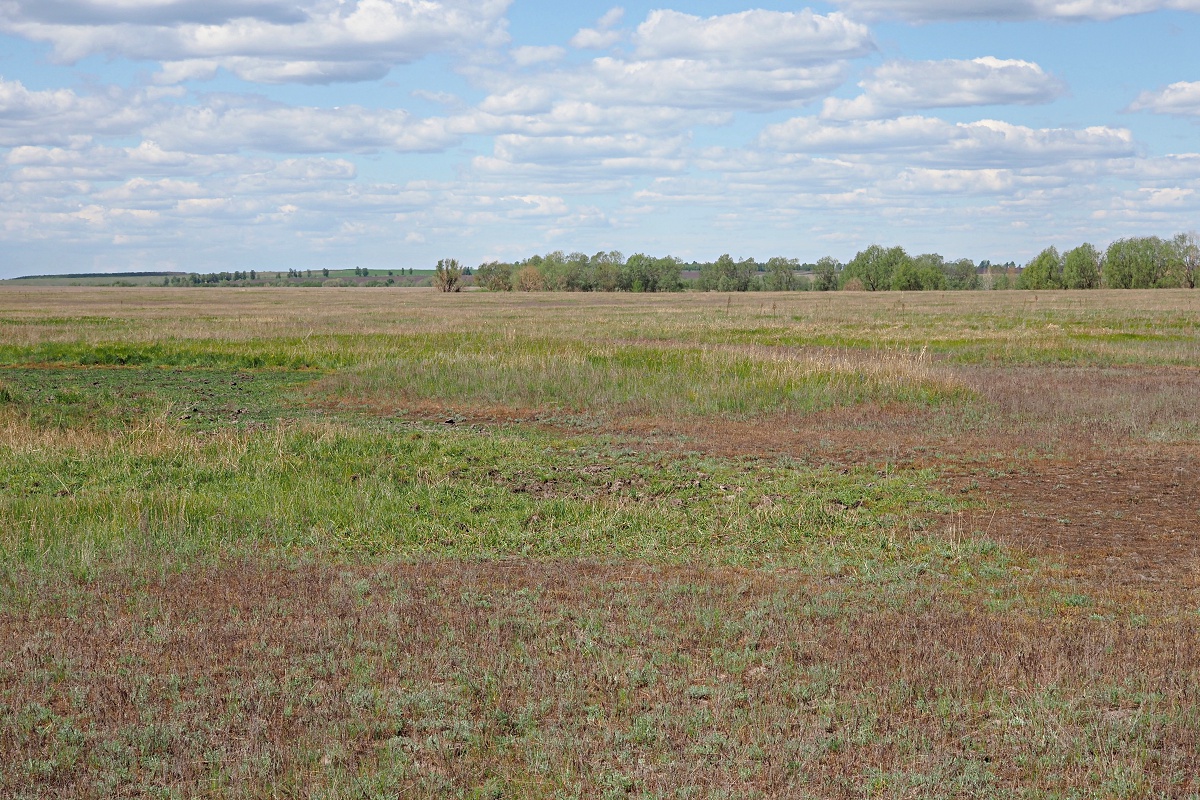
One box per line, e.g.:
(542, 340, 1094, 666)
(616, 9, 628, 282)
(1, 286, 1198, 797)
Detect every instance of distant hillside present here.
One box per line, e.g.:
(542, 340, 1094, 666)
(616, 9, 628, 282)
(10, 271, 187, 280)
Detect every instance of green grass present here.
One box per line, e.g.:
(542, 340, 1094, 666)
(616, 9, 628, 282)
(2, 288, 1198, 798)
(0, 375, 977, 583)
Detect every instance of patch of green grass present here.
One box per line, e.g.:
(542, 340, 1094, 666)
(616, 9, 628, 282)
(315, 334, 968, 420)
(0, 366, 316, 432)
(0, 408, 982, 587)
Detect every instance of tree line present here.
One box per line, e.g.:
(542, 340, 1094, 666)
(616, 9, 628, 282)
(463, 234, 1198, 293)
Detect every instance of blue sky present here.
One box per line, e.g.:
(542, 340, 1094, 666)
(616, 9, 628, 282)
(2, 0, 1200, 277)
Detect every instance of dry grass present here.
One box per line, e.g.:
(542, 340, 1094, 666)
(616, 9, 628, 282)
(4, 560, 1199, 799)
(2, 286, 1199, 798)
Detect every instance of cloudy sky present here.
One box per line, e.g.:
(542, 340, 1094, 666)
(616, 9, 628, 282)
(3, 0, 1200, 277)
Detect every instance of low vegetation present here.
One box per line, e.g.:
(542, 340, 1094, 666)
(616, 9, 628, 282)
(1, 287, 1197, 797)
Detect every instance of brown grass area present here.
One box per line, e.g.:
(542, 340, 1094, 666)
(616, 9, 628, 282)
(4, 559, 1199, 798)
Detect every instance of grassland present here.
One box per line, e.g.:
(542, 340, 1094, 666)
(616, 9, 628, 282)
(1, 287, 1197, 798)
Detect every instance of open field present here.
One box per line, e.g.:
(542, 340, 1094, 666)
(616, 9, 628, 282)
(1, 287, 1198, 798)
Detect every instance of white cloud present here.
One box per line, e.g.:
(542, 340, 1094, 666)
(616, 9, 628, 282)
(823, 57, 1067, 119)
(633, 9, 873, 64)
(829, 0, 1200, 21)
(570, 27, 622, 50)
(143, 101, 458, 154)
(0, 77, 169, 145)
(1128, 81, 1200, 115)
(473, 56, 851, 118)
(570, 6, 625, 49)
(491, 133, 686, 166)
(0, 0, 513, 84)
(469, 102, 727, 138)
(511, 45, 565, 66)
(759, 115, 1135, 168)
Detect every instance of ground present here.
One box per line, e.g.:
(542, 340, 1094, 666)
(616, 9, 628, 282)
(1, 287, 1197, 798)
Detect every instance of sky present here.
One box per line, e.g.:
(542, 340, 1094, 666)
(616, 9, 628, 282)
(3, 1, 1200, 277)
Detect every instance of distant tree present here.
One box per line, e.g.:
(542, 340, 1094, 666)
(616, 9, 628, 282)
(1062, 243, 1101, 289)
(559, 251, 593, 291)
(1018, 247, 1062, 289)
(535, 251, 569, 290)
(1104, 237, 1173, 288)
(1170, 232, 1199, 288)
(844, 244, 909, 291)
(250, 269, 257, 280)
(322, 267, 329, 277)
(433, 258, 464, 292)
(766, 256, 798, 291)
(813, 257, 840, 291)
(735, 258, 757, 291)
(514, 265, 545, 291)
(591, 250, 623, 291)
(893, 253, 946, 291)
(942, 259, 979, 290)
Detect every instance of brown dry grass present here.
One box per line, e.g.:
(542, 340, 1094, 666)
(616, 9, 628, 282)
(4, 559, 1199, 798)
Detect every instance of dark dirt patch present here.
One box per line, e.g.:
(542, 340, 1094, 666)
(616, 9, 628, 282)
(957, 453, 1200, 588)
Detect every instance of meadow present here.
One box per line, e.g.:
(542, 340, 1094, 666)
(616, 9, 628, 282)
(0, 286, 1197, 798)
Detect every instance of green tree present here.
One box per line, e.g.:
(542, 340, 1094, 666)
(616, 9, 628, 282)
(590, 251, 624, 292)
(1103, 237, 1173, 288)
(1170, 233, 1199, 289)
(813, 257, 840, 291)
(943, 259, 979, 290)
(434, 258, 464, 292)
(844, 245, 909, 291)
(702, 254, 751, 291)
(1017, 247, 1062, 289)
(766, 257, 798, 291)
(893, 253, 947, 291)
(475, 261, 513, 291)
(1062, 243, 1101, 289)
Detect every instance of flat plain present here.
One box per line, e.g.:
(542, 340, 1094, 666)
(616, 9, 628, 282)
(1, 286, 1198, 798)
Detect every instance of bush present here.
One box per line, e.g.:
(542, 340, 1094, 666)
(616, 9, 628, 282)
(434, 258, 464, 292)
(515, 265, 545, 291)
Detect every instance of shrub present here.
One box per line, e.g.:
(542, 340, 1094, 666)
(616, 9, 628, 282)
(514, 265, 545, 291)
(434, 258, 464, 292)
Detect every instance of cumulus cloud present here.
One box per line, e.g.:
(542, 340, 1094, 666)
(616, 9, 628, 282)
(633, 9, 873, 64)
(473, 132, 689, 182)
(462, 6, 874, 163)
(0, 0, 512, 84)
(1128, 81, 1200, 115)
(475, 48, 857, 121)
(511, 45, 565, 66)
(829, 0, 1200, 21)
(759, 115, 1135, 168)
(469, 101, 728, 138)
(0, 78, 171, 145)
(570, 7, 625, 49)
(823, 57, 1067, 119)
(142, 100, 459, 154)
